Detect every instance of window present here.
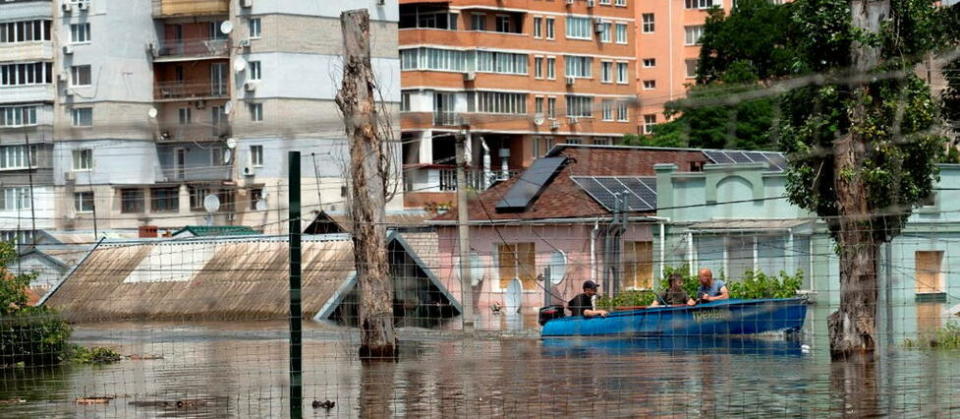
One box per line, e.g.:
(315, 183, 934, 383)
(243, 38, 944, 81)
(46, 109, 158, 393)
(643, 58, 656, 68)
(535, 97, 544, 115)
(471, 13, 485, 31)
(533, 17, 542, 38)
(546, 57, 556, 79)
(0, 187, 30, 211)
(71, 108, 93, 127)
(642, 14, 655, 33)
(686, 0, 716, 9)
(248, 18, 261, 38)
(0, 20, 51, 44)
(71, 65, 91, 86)
(643, 114, 657, 134)
(566, 95, 593, 117)
(547, 97, 557, 118)
(685, 25, 705, 45)
(401, 9, 458, 29)
(495, 15, 511, 33)
(249, 188, 264, 210)
(400, 48, 470, 72)
(623, 242, 654, 289)
(209, 21, 229, 40)
(545, 18, 555, 39)
(210, 146, 224, 167)
(178, 107, 191, 125)
(617, 102, 629, 122)
(534, 57, 544, 79)
(615, 23, 628, 44)
(564, 55, 592, 78)
(602, 100, 613, 121)
(189, 186, 211, 211)
(72, 149, 93, 170)
(249, 61, 261, 80)
(0, 230, 35, 245)
(616, 0, 627, 5)
(250, 145, 263, 166)
(70, 23, 91, 43)
(916, 251, 945, 294)
(151, 187, 179, 213)
(565, 17, 592, 40)
(601, 62, 613, 83)
(599, 22, 612, 43)
(600, 0, 611, 4)
(617, 62, 628, 84)
(121, 189, 144, 213)
(686, 59, 699, 78)
(593, 137, 613, 146)
(249, 103, 263, 122)
(532, 137, 555, 158)
(0, 145, 37, 169)
(643, 80, 656, 89)
(400, 91, 411, 112)
(498, 242, 536, 289)
(74, 192, 94, 213)
(564, 138, 583, 145)
(476, 51, 528, 75)
(0, 106, 38, 128)
(0, 62, 52, 87)
(474, 92, 527, 114)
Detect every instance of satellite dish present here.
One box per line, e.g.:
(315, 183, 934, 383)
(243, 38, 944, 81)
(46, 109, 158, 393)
(225, 137, 238, 149)
(223, 101, 233, 114)
(255, 199, 268, 211)
(220, 21, 233, 35)
(533, 115, 545, 126)
(203, 194, 221, 213)
(549, 250, 567, 285)
(233, 58, 247, 73)
(223, 149, 232, 164)
(147, 108, 158, 119)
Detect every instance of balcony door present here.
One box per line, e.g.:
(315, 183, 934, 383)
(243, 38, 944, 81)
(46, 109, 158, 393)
(210, 63, 227, 97)
(175, 147, 186, 180)
(433, 92, 455, 126)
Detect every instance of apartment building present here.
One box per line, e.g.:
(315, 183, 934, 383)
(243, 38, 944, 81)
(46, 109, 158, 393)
(1, 0, 402, 236)
(0, 0, 57, 244)
(399, 0, 637, 208)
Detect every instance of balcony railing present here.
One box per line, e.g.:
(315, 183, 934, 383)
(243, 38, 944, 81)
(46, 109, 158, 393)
(153, 0, 229, 17)
(405, 166, 519, 193)
(158, 122, 230, 142)
(433, 111, 463, 127)
(154, 81, 228, 101)
(161, 165, 232, 182)
(153, 38, 229, 59)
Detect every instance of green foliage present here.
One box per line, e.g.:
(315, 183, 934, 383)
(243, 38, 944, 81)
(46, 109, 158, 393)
(71, 346, 122, 364)
(596, 291, 655, 310)
(727, 270, 804, 299)
(653, 83, 779, 150)
(904, 321, 960, 349)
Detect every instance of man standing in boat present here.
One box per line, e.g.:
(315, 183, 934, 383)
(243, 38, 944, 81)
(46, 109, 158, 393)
(697, 268, 729, 302)
(568, 280, 609, 318)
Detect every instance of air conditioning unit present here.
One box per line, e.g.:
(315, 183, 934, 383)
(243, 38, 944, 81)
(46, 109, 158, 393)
(238, 39, 251, 48)
(241, 0, 253, 8)
(61, 3, 73, 13)
(594, 22, 605, 33)
(64, 88, 75, 97)
(62, 45, 74, 55)
(57, 73, 68, 83)
(244, 81, 258, 92)
(160, 130, 171, 140)
(550, 120, 561, 130)
(377, 0, 386, 5)
(566, 77, 576, 86)
(587, 0, 596, 7)
(146, 42, 158, 57)
(243, 166, 254, 176)
(64, 171, 76, 182)
(78, 1, 89, 11)
(195, 99, 206, 109)
(565, 0, 574, 5)
(569, 116, 579, 124)
(463, 71, 476, 81)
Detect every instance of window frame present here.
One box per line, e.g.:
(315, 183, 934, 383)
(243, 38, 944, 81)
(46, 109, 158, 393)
(74, 191, 95, 213)
(248, 17, 261, 39)
(642, 14, 655, 33)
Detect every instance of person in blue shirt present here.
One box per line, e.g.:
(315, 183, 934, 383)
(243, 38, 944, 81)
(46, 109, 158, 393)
(697, 268, 729, 302)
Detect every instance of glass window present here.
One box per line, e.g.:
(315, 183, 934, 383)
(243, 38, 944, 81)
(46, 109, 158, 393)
(546, 57, 556, 79)
(685, 25, 705, 45)
(617, 62, 629, 84)
(535, 97, 544, 114)
(70, 23, 91, 43)
(0, 187, 31, 211)
(250, 145, 264, 166)
(74, 191, 94, 213)
(151, 187, 179, 213)
(249, 61, 261, 80)
(564, 56, 593, 78)
(600, 23, 612, 43)
(72, 149, 93, 170)
(178, 107, 191, 125)
(72, 108, 93, 127)
(71, 65, 91, 86)
(248, 18, 261, 38)
(565, 17, 592, 40)
(643, 58, 656, 68)
(602, 100, 613, 121)
(249, 103, 263, 122)
(686, 59, 699, 78)
(471, 13, 485, 31)
(617, 102, 629, 122)
(533, 17, 542, 38)
(475, 92, 527, 114)
(601, 62, 613, 83)
(545, 18, 555, 39)
(642, 14, 655, 33)
(121, 189, 145, 213)
(565, 96, 593, 117)
(535, 57, 544, 79)
(495, 15, 511, 33)
(686, 0, 716, 9)
(643, 80, 656, 89)
(643, 114, 657, 134)
(0, 106, 38, 127)
(249, 188, 264, 210)
(615, 23, 628, 44)
(547, 97, 557, 118)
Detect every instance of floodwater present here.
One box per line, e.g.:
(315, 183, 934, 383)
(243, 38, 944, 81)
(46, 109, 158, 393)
(1, 305, 959, 418)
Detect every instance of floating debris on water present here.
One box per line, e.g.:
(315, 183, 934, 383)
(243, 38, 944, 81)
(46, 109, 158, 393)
(76, 396, 113, 405)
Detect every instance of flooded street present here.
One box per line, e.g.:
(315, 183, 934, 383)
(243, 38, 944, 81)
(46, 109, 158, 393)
(1, 305, 959, 418)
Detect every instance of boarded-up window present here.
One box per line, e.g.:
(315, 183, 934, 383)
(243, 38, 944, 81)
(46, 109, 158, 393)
(498, 243, 536, 289)
(916, 251, 944, 294)
(623, 241, 653, 289)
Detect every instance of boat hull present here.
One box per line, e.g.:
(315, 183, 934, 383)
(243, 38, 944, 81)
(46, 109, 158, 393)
(540, 298, 808, 337)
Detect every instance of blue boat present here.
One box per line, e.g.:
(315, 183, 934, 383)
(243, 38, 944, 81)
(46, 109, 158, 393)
(540, 298, 808, 337)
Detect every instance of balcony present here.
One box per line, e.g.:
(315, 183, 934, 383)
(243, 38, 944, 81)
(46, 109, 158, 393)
(0, 42, 54, 63)
(404, 165, 519, 193)
(152, 0, 228, 18)
(433, 111, 463, 127)
(152, 38, 229, 61)
(161, 165, 232, 182)
(0, 84, 55, 105)
(157, 122, 230, 143)
(154, 82, 228, 102)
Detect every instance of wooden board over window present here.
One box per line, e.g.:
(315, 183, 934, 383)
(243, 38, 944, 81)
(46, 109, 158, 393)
(498, 243, 536, 290)
(623, 241, 653, 289)
(916, 251, 944, 294)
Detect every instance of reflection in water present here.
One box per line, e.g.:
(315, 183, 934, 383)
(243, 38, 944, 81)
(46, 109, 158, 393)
(0, 315, 959, 417)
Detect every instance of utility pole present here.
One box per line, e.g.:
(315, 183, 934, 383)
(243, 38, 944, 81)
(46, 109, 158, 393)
(455, 128, 474, 331)
(336, 9, 396, 360)
(288, 151, 303, 419)
(24, 132, 36, 247)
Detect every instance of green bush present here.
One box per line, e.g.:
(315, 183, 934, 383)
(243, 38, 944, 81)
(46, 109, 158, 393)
(904, 321, 960, 349)
(71, 346, 122, 364)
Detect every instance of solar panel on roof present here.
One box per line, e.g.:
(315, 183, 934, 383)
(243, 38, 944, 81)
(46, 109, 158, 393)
(617, 177, 655, 210)
(575, 177, 617, 208)
(743, 151, 768, 164)
(571, 176, 657, 213)
(704, 150, 734, 164)
(495, 157, 566, 212)
(595, 178, 647, 211)
(727, 151, 754, 163)
(763, 152, 787, 171)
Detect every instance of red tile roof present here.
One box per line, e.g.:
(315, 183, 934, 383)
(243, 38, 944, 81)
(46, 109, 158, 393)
(432, 145, 708, 223)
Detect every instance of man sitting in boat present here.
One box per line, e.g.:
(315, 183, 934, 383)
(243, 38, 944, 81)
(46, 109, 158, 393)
(649, 273, 695, 307)
(568, 280, 609, 318)
(697, 268, 729, 302)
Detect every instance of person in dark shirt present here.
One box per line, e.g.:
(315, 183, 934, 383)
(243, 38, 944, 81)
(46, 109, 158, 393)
(650, 273, 695, 307)
(568, 280, 609, 318)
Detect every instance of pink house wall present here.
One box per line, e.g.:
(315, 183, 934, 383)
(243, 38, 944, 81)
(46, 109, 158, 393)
(435, 222, 655, 314)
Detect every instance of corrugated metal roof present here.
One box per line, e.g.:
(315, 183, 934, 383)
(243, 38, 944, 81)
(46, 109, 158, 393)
(172, 226, 259, 237)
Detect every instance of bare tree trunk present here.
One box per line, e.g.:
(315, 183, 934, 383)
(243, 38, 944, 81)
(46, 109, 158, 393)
(829, 0, 889, 359)
(336, 9, 397, 361)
